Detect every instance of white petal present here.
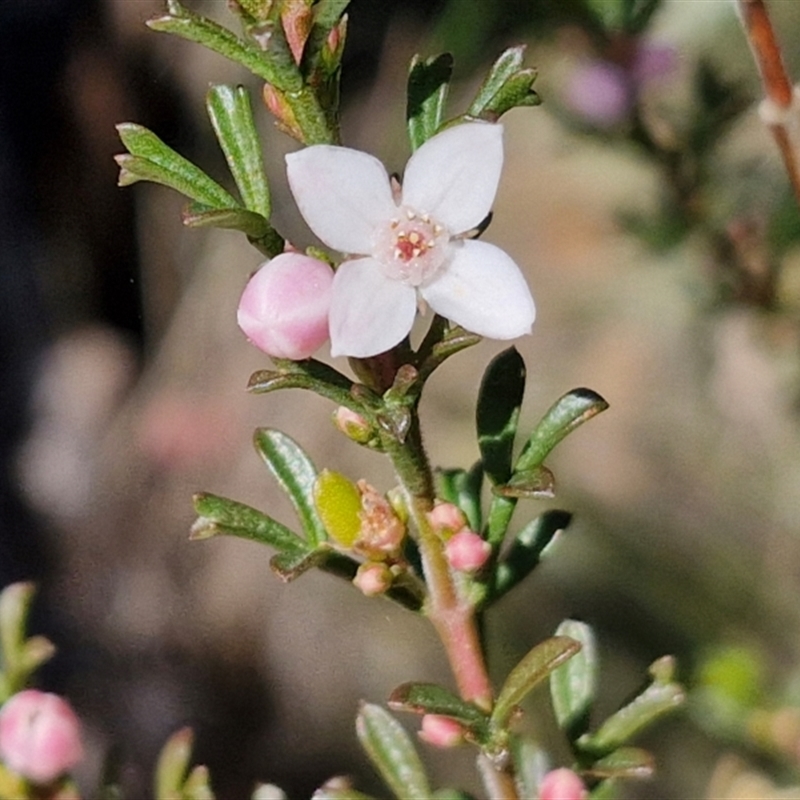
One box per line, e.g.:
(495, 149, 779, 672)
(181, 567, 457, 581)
(286, 146, 397, 254)
(402, 123, 503, 235)
(420, 240, 535, 339)
(329, 258, 418, 357)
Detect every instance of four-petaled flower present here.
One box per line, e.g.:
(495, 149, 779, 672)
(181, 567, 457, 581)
(286, 122, 535, 358)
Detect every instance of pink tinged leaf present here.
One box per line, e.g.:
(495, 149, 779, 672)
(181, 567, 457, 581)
(281, 0, 313, 65)
(285, 146, 398, 254)
(237, 253, 333, 360)
(328, 258, 417, 358)
(420, 239, 535, 339)
(402, 122, 504, 235)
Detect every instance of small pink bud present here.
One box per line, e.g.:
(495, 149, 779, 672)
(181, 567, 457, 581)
(445, 530, 491, 573)
(0, 690, 83, 784)
(418, 715, 464, 748)
(333, 407, 372, 443)
(564, 60, 632, 127)
(427, 502, 467, 536)
(353, 562, 392, 596)
(237, 252, 333, 360)
(539, 768, 588, 800)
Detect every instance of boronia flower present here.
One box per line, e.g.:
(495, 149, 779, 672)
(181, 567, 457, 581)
(286, 122, 535, 358)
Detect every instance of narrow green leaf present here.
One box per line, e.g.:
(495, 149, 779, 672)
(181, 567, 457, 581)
(116, 124, 237, 208)
(588, 747, 654, 780)
(622, 0, 662, 34)
(148, 0, 302, 90)
(191, 492, 310, 557)
(550, 620, 598, 740)
(512, 738, 550, 800)
(468, 46, 525, 118)
(435, 463, 483, 532)
(492, 636, 582, 728)
(407, 53, 453, 150)
(270, 549, 326, 582)
(356, 703, 431, 800)
(432, 791, 475, 800)
(579, 660, 685, 756)
(515, 389, 609, 474)
(183, 205, 271, 238)
(154, 728, 193, 799)
(312, 0, 351, 30)
(207, 84, 272, 218)
(388, 683, 488, 729)
(490, 510, 571, 602)
(583, 0, 626, 28)
(492, 466, 554, 499)
(247, 359, 362, 410)
(476, 347, 525, 486)
(254, 429, 327, 546)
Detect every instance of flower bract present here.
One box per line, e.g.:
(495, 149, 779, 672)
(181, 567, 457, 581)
(286, 122, 535, 358)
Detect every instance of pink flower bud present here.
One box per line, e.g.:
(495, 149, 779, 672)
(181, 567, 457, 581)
(539, 768, 587, 800)
(0, 690, 83, 784)
(418, 714, 464, 748)
(427, 502, 467, 536)
(445, 530, 491, 573)
(237, 253, 334, 360)
(333, 407, 372, 443)
(564, 60, 632, 127)
(353, 562, 392, 596)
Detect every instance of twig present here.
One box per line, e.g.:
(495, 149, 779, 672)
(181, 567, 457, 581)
(738, 0, 800, 207)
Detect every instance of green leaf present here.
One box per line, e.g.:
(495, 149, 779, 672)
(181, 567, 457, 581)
(356, 703, 432, 800)
(492, 466, 554, 499)
(407, 53, 453, 150)
(579, 657, 685, 756)
(148, 0, 302, 90)
(313, 469, 362, 548)
(490, 510, 571, 602)
(388, 683, 489, 729)
(467, 46, 539, 121)
(154, 728, 193, 799)
(116, 123, 238, 208)
(587, 747, 654, 780)
(207, 85, 272, 218)
(515, 389, 609, 474)
(183, 204, 271, 238)
(476, 347, 525, 486)
(312, 0, 351, 30)
(191, 492, 310, 557)
(550, 620, 598, 740)
(254, 429, 327, 546)
(312, 783, 376, 800)
(512, 738, 550, 800)
(492, 636, 582, 728)
(435, 463, 483, 532)
(622, 0, 662, 34)
(270, 548, 328, 582)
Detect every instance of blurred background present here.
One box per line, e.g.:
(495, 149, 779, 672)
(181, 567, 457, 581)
(3, 0, 800, 797)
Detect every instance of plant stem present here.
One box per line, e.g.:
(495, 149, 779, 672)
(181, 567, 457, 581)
(738, 0, 800, 207)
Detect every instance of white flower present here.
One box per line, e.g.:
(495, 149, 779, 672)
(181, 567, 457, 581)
(285, 123, 535, 358)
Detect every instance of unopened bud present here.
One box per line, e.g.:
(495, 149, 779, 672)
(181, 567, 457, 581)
(539, 768, 587, 800)
(427, 502, 467, 537)
(0, 690, 83, 785)
(237, 252, 333, 360)
(353, 562, 392, 596)
(262, 83, 303, 140)
(418, 715, 465, 748)
(333, 407, 372, 443)
(445, 530, 491, 573)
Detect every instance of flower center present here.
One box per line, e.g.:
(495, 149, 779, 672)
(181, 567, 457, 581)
(373, 206, 449, 286)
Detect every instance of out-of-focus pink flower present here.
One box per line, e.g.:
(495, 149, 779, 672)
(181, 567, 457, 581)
(632, 42, 678, 85)
(285, 122, 535, 358)
(0, 690, 83, 785)
(237, 252, 334, 360)
(418, 714, 465, 748)
(564, 60, 633, 127)
(539, 768, 588, 800)
(445, 530, 491, 573)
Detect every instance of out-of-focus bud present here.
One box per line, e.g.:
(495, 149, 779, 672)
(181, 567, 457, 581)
(333, 407, 372, 444)
(427, 502, 467, 537)
(353, 562, 392, 596)
(237, 252, 333, 360)
(539, 768, 588, 800)
(356, 480, 405, 559)
(418, 714, 465, 748)
(445, 530, 491, 573)
(564, 59, 632, 127)
(0, 690, 83, 785)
